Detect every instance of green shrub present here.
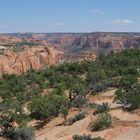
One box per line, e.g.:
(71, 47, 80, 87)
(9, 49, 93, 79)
(65, 112, 85, 125)
(119, 75, 138, 88)
(96, 102, 110, 114)
(29, 91, 68, 120)
(60, 104, 69, 121)
(71, 96, 86, 109)
(91, 112, 112, 131)
(88, 102, 99, 109)
(93, 137, 105, 140)
(114, 83, 140, 110)
(73, 134, 105, 140)
(12, 127, 35, 140)
(74, 112, 85, 121)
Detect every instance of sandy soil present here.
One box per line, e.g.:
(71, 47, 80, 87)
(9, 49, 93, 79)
(114, 126, 140, 140)
(36, 89, 140, 140)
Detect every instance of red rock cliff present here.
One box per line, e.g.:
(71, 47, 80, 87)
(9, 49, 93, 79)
(0, 46, 57, 75)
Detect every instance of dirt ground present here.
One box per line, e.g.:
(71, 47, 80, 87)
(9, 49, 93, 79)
(35, 89, 140, 140)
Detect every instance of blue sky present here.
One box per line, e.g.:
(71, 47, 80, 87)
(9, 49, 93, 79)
(0, 0, 139, 33)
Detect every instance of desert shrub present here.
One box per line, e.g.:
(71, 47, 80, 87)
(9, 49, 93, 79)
(87, 70, 107, 84)
(118, 75, 138, 88)
(91, 112, 112, 131)
(29, 90, 68, 120)
(73, 134, 105, 140)
(73, 134, 92, 140)
(74, 112, 85, 121)
(0, 99, 29, 139)
(60, 104, 69, 121)
(96, 102, 110, 114)
(92, 137, 105, 140)
(70, 96, 86, 109)
(65, 112, 85, 125)
(88, 102, 99, 109)
(12, 127, 35, 140)
(68, 81, 88, 101)
(88, 79, 115, 95)
(114, 83, 140, 110)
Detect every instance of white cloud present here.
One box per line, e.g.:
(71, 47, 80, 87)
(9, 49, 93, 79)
(54, 22, 62, 26)
(89, 9, 104, 15)
(112, 19, 132, 24)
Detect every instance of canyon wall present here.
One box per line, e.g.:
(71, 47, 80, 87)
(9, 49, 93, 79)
(70, 34, 140, 51)
(7, 33, 140, 53)
(0, 46, 57, 75)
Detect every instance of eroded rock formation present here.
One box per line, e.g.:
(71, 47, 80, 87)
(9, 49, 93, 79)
(0, 46, 57, 75)
(8, 33, 140, 52)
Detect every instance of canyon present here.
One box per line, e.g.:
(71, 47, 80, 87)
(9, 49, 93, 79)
(0, 32, 140, 75)
(6, 32, 140, 54)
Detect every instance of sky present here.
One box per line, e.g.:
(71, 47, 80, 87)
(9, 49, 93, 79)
(0, 0, 139, 33)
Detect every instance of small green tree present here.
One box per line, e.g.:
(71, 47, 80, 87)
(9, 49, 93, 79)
(114, 83, 140, 109)
(119, 75, 138, 88)
(0, 99, 29, 138)
(68, 82, 88, 101)
(29, 90, 68, 121)
(60, 105, 69, 121)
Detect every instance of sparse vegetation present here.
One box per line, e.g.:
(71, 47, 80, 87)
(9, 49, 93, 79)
(1, 49, 140, 139)
(29, 91, 68, 120)
(91, 112, 112, 131)
(73, 134, 105, 140)
(88, 102, 99, 109)
(96, 102, 110, 114)
(114, 83, 140, 110)
(12, 127, 35, 140)
(65, 112, 85, 125)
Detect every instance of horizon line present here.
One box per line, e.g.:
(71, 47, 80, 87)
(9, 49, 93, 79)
(1, 31, 140, 34)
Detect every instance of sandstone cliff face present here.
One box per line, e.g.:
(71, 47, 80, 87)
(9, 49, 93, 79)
(0, 46, 57, 75)
(7, 33, 140, 53)
(0, 35, 22, 45)
(70, 34, 140, 52)
(8, 33, 81, 47)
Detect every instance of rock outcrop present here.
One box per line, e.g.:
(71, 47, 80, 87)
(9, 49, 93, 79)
(70, 33, 140, 52)
(0, 35, 22, 45)
(7, 33, 140, 54)
(0, 46, 57, 75)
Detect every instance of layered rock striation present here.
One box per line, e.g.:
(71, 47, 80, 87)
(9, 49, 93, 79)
(8, 33, 140, 52)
